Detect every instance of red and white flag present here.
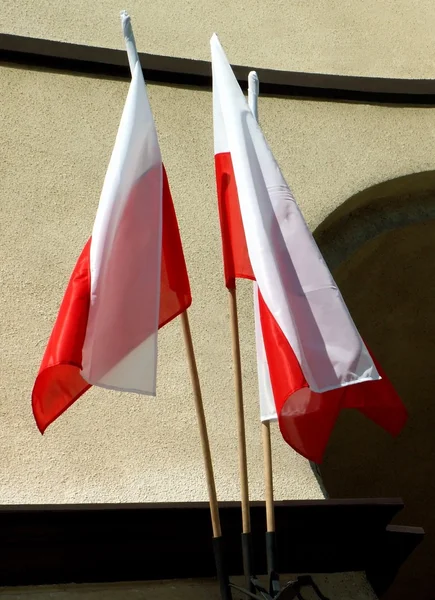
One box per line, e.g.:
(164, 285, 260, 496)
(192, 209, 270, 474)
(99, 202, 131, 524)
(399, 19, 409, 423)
(211, 34, 407, 463)
(32, 60, 191, 433)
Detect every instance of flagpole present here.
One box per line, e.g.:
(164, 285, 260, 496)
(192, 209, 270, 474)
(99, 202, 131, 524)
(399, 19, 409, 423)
(120, 14, 231, 599)
(248, 71, 278, 587)
(247, 71, 259, 121)
(228, 288, 254, 591)
(180, 311, 221, 537)
(181, 311, 234, 600)
(222, 65, 252, 593)
(226, 66, 254, 583)
(121, 10, 140, 72)
(229, 287, 251, 534)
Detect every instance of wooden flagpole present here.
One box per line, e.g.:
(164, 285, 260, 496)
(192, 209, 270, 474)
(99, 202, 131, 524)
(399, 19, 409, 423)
(262, 420, 275, 533)
(248, 72, 277, 585)
(181, 311, 234, 600)
(180, 311, 221, 538)
(229, 287, 251, 535)
(120, 13, 230, 598)
(226, 72, 257, 582)
(248, 72, 275, 531)
(228, 287, 254, 591)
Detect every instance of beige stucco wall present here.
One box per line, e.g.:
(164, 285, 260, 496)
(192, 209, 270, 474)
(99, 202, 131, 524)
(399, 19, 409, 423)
(2, 0, 435, 78)
(2, 64, 435, 506)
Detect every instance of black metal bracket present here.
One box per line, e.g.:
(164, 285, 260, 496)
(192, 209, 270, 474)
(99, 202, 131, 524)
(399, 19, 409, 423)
(215, 527, 331, 600)
(230, 574, 331, 600)
(213, 536, 233, 600)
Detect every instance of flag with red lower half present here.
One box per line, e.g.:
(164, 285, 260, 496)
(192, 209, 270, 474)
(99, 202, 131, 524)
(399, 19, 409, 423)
(32, 61, 191, 433)
(211, 34, 407, 463)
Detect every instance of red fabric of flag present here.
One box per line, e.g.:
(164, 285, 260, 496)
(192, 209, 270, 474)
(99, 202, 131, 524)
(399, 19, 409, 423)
(258, 291, 408, 462)
(214, 156, 407, 463)
(215, 152, 254, 288)
(212, 33, 407, 463)
(32, 169, 191, 433)
(215, 151, 407, 461)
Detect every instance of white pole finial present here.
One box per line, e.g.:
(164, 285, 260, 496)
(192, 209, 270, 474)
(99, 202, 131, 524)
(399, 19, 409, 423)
(248, 71, 259, 122)
(120, 10, 139, 75)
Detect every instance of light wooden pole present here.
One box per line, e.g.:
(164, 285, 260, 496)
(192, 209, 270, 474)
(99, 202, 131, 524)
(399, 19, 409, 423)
(229, 287, 251, 535)
(248, 73, 277, 588)
(180, 311, 221, 537)
(226, 72, 261, 584)
(248, 71, 275, 533)
(262, 420, 275, 533)
(120, 13, 230, 598)
(181, 311, 233, 600)
(228, 286, 254, 591)
(225, 71, 276, 591)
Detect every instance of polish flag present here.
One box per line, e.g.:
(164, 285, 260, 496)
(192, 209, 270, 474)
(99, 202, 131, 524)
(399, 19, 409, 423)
(32, 59, 191, 433)
(211, 34, 407, 463)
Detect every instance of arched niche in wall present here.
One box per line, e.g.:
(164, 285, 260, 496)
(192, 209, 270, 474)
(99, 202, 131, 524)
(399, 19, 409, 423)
(314, 170, 435, 600)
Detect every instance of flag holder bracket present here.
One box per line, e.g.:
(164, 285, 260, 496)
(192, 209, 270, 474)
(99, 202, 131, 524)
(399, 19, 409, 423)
(213, 531, 330, 600)
(229, 574, 331, 600)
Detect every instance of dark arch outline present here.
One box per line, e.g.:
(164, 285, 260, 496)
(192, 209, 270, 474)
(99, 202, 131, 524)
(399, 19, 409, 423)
(315, 170, 435, 270)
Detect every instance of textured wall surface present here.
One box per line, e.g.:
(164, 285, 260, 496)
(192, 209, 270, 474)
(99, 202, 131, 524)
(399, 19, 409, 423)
(1, 65, 435, 506)
(2, 0, 435, 78)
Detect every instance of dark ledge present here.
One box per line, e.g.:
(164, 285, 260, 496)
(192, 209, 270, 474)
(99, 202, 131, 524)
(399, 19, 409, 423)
(1, 33, 435, 104)
(0, 498, 423, 596)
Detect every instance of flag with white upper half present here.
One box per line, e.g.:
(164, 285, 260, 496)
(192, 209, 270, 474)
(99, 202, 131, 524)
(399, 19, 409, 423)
(211, 34, 407, 463)
(32, 60, 191, 433)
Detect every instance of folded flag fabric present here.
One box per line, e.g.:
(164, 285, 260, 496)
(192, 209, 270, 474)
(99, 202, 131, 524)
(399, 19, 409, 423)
(32, 60, 191, 433)
(211, 34, 407, 462)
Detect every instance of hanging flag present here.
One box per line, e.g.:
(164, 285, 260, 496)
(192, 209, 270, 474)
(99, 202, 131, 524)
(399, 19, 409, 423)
(211, 34, 407, 463)
(32, 60, 191, 433)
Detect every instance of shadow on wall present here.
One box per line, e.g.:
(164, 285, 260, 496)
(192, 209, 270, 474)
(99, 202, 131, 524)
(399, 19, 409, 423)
(314, 171, 435, 600)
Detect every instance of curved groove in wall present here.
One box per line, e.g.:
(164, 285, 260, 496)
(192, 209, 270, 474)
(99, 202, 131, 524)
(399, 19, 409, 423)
(315, 170, 435, 270)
